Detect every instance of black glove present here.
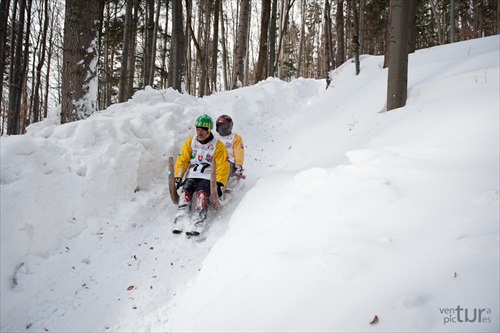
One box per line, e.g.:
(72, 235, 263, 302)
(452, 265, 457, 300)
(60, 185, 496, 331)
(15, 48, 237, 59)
(216, 182, 224, 197)
(175, 178, 182, 189)
(234, 164, 244, 178)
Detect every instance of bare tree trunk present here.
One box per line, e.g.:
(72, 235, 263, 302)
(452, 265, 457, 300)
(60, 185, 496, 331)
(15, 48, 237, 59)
(277, 0, 295, 80)
(220, 7, 229, 90)
(255, 0, 271, 82)
(118, 0, 133, 102)
(148, 0, 161, 87)
(383, 0, 391, 68)
(387, 0, 410, 111)
(359, 0, 365, 54)
(199, 0, 211, 97)
(335, 0, 345, 67)
(430, 0, 443, 45)
(350, 0, 360, 75)
(211, 0, 221, 92)
(159, 0, 169, 89)
(232, 0, 251, 89)
(324, 0, 334, 87)
(0, 0, 11, 115)
(193, 2, 202, 95)
(268, 0, 277, 77)
(407, 0, 417, 53)
(8, 0, 32, 134)
(296, 0, 305, 77)
(44, 9, 55, 119)
(450, 0, 456, 43)
(61, 0, 103, 124)
(32, 0, 49, 124)
(169, 0, 185, 92)
(244, 9, 251, 85)
(7, 0, 21, 134)
(128, 0, 139, 96)
(143, 0, 155, 87)
(185, 0, 192, 94)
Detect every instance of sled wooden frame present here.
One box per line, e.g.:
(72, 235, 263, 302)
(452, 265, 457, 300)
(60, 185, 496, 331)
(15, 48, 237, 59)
(168, 156, 223, 210)
(168, 156, 179, 204)
(210, 158, 224, 210)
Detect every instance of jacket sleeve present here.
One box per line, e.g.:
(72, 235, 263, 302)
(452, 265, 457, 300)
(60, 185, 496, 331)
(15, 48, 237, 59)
(233, 133, 245, 166)
(174, 136, 193, 178)
(215, 140, 230, 186)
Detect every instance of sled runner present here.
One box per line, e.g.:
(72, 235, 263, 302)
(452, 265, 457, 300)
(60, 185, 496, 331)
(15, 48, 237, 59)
(210, 158, 223, 210)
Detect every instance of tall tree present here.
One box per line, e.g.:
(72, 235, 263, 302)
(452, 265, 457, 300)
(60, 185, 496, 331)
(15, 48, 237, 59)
(359, 0, 365, 54)
(255, 0, 271, 83)
(232, 0, 251, 89)
(169, 0, 186, 92)
(450, 0, 456, 43)
(148, 0, 162, 87)
(199, 0, 211, 97)
(296, 0, 305, 77)
(429, 0, 443, 44)
(220, 5, 229, 90)
(61, 0, 104, 123)
(7, 0, 32, 134)
(350, 0, 360, 75)
(268, 0, 278, 77)
(127, 0, 140, 97)
(335, 0, 345, 67)
(276, 0, 294, 80)
(32, 0, 49, 124)
(324, 0, 334, 87)
(211, 0, 221, 92)
(407, 0, 417, 53)
(386, 0, 410, 111)
(0, 0, 10, 114)
(118, 0, 133, 102)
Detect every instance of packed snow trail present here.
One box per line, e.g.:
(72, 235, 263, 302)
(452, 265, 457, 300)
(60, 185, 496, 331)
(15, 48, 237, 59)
(0, 78, 324, 332)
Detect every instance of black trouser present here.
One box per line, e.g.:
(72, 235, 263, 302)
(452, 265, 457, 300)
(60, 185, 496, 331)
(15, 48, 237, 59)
(179, 178, 211, 213)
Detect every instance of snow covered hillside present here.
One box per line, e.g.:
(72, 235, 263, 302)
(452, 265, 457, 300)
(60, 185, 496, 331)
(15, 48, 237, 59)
(1, 35, 499, 332)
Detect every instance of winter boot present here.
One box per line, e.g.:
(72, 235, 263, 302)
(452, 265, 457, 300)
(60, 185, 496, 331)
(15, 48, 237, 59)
(173, 208, 189, 234)
(186, 191, 209, 236)
(186, 217, 206, 236)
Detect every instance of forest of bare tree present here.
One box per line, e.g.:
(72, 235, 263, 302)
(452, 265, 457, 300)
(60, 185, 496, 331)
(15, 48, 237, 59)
(0, 0, 498, 134)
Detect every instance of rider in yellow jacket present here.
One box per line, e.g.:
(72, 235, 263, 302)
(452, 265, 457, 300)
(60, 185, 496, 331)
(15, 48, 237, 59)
(214, 114, 245, 179)
(173, 114, 230, 234)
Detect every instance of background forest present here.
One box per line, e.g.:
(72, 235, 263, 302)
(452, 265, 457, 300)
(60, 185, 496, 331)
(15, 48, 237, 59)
(0, 0, 498, 135)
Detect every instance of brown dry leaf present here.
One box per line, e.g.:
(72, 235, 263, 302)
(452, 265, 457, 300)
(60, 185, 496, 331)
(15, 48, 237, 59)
(370, 315, 379, 325)
(127, 285, 135, 291)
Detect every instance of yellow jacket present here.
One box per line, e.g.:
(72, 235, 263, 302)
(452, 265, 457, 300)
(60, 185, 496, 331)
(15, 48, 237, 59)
(216, 133, 245, 166)
(175, 135, 230, 186)
(232, 133, 245, 166)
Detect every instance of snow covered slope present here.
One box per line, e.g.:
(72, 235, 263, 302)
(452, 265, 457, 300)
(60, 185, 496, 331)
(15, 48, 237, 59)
(1, 35, 499, 332)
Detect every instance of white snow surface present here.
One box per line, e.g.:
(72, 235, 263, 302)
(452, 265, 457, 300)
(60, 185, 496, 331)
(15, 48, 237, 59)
(1, 36, 499, 332)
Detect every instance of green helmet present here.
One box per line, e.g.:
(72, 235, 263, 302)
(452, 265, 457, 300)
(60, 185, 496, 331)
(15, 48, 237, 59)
(195, 114, 213, 129)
